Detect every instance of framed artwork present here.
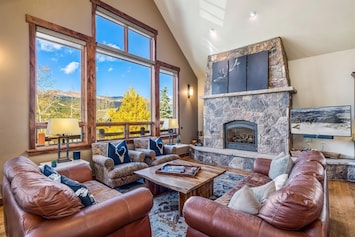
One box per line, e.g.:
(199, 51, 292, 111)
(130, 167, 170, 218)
(228, 56, 247, 92)
(211, 50, 268, 94)
(290, 105, 352, 137)
(212, 59, 228, 94)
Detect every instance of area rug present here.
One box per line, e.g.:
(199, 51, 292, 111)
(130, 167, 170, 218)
(149, 171, 245, 237)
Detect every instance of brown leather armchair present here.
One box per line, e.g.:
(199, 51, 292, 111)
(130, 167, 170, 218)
(2, 156, 153, 237)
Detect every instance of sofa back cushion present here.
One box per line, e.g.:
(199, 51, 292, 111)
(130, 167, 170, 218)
(294, 150, 326, 168)
(258, 175, 324, 230)
(4, 156, 83, 219)
(287, 159, 325, 184)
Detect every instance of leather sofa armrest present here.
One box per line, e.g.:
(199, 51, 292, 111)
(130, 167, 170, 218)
(183, 196, 263, 237)
(164, 145, 176, 154)
(128, 150, 145, 162)
(253, 158, 272, 176)
(26, 187, 153, 237)
(92, 154, 114, 171)
(56, 163, 92, 183)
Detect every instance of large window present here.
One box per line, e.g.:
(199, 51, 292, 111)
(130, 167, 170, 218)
(27, 1, 180, 153)
(95, 6, 158, 140)
(27, 15, 92, 151)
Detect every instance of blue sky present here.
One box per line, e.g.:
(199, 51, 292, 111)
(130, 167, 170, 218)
(36, 16, 173, 99)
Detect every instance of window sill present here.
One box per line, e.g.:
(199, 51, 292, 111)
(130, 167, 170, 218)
(27, 143, 91, 156)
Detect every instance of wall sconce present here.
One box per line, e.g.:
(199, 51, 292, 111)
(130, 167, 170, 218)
(187, 84, 193, 98)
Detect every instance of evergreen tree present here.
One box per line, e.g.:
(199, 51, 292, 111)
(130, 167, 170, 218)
(160, 86, 172, 119)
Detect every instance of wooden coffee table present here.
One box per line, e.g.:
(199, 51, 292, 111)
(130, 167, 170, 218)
(134, 159, 225, 215)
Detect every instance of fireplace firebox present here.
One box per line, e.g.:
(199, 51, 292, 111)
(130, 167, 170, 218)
(224, 120, 257, 151)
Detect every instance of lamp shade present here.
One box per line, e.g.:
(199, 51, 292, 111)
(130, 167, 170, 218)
(46, 118, 81, 136)
(163, 118, 179, 129)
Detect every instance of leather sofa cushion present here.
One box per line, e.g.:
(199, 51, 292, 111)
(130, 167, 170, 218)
(295, 150, 326, 168)
(287, 160, 325, 184)
(5, 157, 84, 219)
(11, 171, 84, 219)
(258, 175, 324, 230)
(4, 156, 41, 182)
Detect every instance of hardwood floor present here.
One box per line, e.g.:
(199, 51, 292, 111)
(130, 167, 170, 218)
(0, 168, 354, 236)
(328, 180, 355, 237)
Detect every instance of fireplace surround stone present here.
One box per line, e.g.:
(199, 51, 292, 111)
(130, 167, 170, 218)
(202, 37, 294, 156)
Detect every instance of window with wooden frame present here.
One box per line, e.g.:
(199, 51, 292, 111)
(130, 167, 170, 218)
(93, 0, 180, 140)
(27, 1, 180, 154)
(26, 15, 95, 154)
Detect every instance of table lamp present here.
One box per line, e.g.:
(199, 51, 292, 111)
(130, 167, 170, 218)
(46, 118, 81, 163)
(163, 118, 179, 145)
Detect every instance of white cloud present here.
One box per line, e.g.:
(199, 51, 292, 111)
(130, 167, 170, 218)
(96, 54, 117, 63)
(61, 62, 79, 74)
(38, 39, 62, 52)
(107, 43, 120, 50)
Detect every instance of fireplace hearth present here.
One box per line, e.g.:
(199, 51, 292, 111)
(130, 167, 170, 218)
(224, 120, 257, 151)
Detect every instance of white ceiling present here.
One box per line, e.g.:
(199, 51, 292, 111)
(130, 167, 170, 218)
(154, 0, 355, 80)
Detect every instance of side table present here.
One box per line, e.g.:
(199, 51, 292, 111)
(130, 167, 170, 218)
(172, 144, 191, 157)
(39, 159, 90, 169)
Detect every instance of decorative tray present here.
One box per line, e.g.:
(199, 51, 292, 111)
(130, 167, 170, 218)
(156, 164, 201, 177)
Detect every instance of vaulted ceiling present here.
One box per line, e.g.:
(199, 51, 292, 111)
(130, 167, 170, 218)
(154, 0, 355, 80)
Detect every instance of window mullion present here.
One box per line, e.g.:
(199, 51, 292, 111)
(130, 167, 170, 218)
(124, 26, 128, 52)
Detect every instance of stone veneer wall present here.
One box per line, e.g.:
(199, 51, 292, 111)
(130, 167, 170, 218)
(202, 37, 293, 155)
(204, 92, 291, 154)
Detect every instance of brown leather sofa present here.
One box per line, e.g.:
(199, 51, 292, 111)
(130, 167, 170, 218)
(2, 156, 153, 237)
(183, 150, 329, 237)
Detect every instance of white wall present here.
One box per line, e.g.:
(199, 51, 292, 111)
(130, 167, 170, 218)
(289, 48, 355, 158)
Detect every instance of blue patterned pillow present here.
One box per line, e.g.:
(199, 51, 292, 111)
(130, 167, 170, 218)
(149, 137, 165, 156)
(61, 175, 96, 207)
(42, 165, 96, 207)
(42, 165, 61, 182)
(108, 140, 131, 165)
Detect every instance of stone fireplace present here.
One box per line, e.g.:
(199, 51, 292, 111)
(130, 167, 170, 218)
(224, 120, 257, 151)
(191, 37, 295, 171)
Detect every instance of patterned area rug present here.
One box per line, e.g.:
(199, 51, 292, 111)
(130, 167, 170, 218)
(149, 171, 245, 237)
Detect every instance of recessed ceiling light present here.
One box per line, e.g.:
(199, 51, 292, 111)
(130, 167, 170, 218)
(249, 11, 256, 18)
(210, 28, 216, 33)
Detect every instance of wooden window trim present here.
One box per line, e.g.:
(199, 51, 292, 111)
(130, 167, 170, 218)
(26, 15, 95, 155)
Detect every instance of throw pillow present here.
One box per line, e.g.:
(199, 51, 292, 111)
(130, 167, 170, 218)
(228, 185, 261, 214)
(273, 173, 288, 190)
(61, 175, 96, 207)
(108, 141, 131, 165)
(268, 152, 294, 179)
(42, 164, 61, 182)
(149, 137, 165, 156)
(251, 181, 276, 204)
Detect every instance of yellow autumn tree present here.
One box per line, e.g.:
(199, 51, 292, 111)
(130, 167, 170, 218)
(107, 87, 150, 135)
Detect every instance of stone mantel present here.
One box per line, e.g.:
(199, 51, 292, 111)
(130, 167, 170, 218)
(191, 145, 275, 159)
(200, 86, 296, 100)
